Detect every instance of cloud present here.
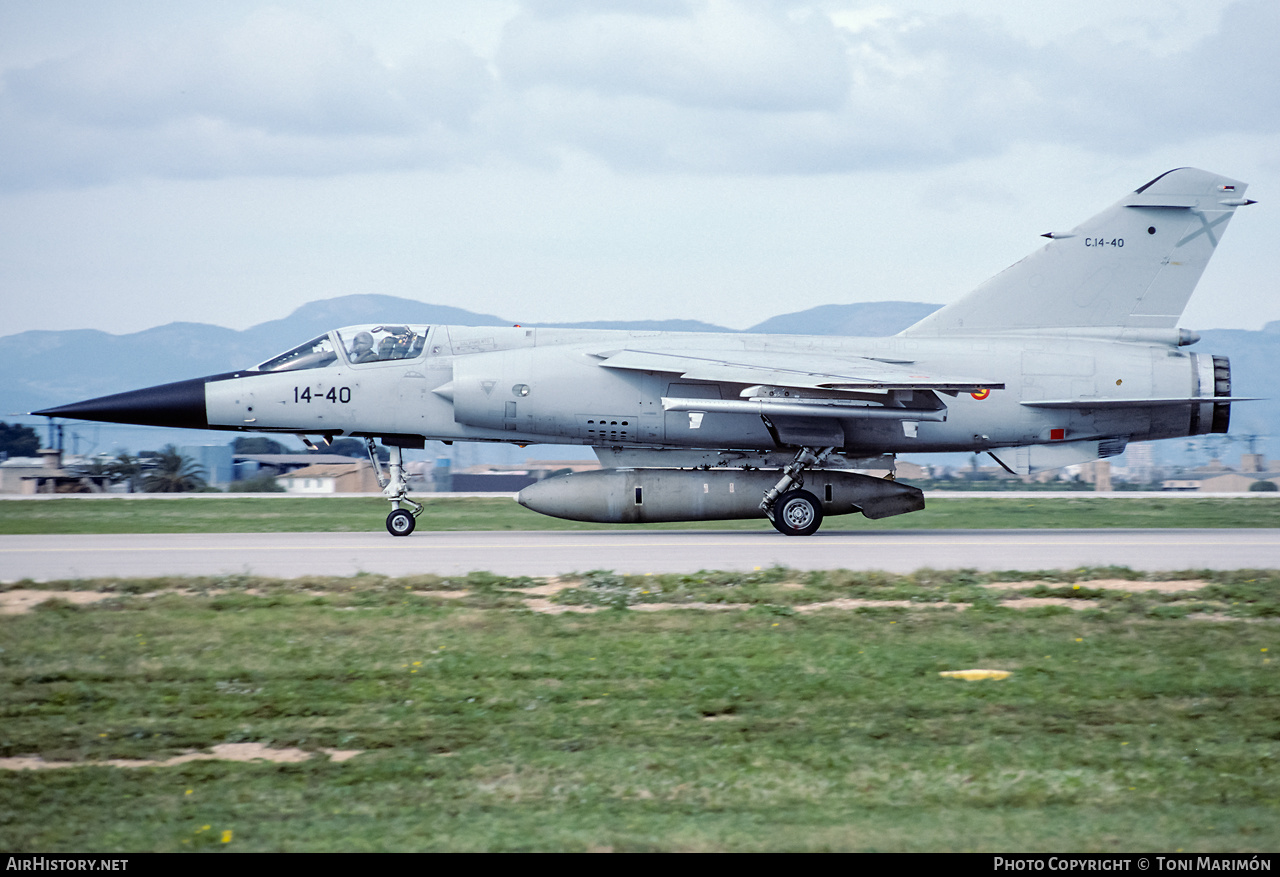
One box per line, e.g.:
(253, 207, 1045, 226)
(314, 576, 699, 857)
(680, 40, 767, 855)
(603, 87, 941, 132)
(497, 0, 1280, 173)
(396, 39, 496, 130)
(2, 1, 1279, 190)
(0, 7, 499, 189)
(7, 9, 410, 136)
(884, 1, 1280, 154)
(498, 1, 850, 112)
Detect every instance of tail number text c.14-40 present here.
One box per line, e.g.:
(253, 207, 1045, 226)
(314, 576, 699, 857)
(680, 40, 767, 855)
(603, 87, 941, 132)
(294, 386, 352, 403)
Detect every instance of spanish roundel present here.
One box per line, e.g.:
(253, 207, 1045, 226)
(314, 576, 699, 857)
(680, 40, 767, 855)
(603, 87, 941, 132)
(970, 389, 990, 401)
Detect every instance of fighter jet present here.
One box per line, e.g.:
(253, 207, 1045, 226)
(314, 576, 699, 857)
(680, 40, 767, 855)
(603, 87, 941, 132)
(35, 168, 1257, 536)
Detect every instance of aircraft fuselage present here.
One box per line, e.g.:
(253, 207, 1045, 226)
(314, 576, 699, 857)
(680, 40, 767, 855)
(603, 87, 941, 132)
(200, 324, 1227, 456)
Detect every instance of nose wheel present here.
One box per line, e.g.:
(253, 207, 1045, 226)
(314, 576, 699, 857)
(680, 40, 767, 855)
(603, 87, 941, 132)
(386, 508, 416, 537)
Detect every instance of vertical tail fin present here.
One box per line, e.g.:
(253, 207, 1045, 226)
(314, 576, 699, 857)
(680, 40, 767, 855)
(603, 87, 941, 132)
(901, 168, 1252, 337)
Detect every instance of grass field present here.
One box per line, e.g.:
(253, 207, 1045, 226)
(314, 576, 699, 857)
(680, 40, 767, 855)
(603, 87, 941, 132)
(2, 568, 1277, 852)
(2, 494, 1279, 534)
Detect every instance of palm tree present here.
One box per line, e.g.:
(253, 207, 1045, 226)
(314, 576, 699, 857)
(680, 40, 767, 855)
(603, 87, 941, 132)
(108, 453, 144, 493)
(141, 445, 207, 493)
(68, 452, 145, 492)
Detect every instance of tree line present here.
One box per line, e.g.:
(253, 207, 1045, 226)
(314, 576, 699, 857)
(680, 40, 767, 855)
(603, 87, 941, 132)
(4, 425, 392, 493)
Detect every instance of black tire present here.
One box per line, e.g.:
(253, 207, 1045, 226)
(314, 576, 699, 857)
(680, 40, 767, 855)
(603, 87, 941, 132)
(770, 489, 823, 536)
(386, 509, 416, 537)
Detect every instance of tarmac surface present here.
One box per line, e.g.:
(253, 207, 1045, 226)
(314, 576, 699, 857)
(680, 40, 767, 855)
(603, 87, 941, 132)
(3, 528, 1278, 581)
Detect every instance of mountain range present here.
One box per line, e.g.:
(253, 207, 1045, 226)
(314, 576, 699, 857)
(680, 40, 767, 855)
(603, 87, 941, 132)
(3, 294, 1275, 462)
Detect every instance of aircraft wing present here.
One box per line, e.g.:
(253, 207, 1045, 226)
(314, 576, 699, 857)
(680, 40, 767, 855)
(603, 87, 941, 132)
(595, 348, 1003, 393)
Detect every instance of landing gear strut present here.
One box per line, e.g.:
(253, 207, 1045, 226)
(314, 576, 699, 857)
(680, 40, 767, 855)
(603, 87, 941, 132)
(761, 447, 833, 536)
(366, 438, 423, 537)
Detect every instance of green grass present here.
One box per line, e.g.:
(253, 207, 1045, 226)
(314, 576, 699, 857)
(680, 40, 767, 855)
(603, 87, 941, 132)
(2, 495, 1279, 534)
(2, 568, 1278, 851)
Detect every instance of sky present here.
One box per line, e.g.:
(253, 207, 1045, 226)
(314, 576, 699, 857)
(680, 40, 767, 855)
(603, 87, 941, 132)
(3, 0, 1279, 339)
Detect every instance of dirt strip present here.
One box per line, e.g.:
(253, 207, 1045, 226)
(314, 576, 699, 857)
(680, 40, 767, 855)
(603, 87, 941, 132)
(1, 579, 1222, 616)
(0, 743, 363, 771)
(983, 579, 1208, 592)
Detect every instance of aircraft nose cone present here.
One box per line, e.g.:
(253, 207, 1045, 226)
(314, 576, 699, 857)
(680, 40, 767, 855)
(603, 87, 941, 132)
(33, 376, 211, 429)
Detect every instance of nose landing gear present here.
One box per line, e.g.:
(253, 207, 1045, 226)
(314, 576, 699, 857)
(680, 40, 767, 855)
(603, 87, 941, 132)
(366, 438, 424, 537)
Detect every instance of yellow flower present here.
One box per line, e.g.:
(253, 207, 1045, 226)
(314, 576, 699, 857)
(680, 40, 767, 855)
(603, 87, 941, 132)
(221, 830, 233, 844)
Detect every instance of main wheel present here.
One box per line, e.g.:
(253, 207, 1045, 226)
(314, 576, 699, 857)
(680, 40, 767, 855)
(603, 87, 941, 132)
(386, 509, 416, 537)
(770, 490, 823, 536)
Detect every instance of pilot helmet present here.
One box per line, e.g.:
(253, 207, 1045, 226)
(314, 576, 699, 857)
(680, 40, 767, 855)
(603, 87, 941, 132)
(352, 332, 374, 355)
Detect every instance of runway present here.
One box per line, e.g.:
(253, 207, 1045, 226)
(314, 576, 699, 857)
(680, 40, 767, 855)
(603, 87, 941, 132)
(2, 529, 1278, 581)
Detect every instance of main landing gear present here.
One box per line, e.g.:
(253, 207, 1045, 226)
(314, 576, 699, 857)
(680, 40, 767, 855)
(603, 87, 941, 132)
(760, 447, 833, 536)
(366, 438, 423, 537)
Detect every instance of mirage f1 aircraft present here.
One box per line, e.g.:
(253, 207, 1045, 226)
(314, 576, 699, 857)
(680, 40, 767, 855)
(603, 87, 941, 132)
(35, 168, 1257, 536)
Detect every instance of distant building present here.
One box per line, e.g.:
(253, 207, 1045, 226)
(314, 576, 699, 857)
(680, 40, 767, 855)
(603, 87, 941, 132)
(180, 444, 234, 486)
(0, 456, 47, 493)
(275, 461, 381, 494)
(235, 453, 361, 481)
(1241, 454, 1269, 473)
(524, 460, 601, 474)
(1197, 472, 1280, 492)
(450, 472, 539, 492)
(444, 460, 600, 493)
(1160, 456, 1280, 492)
(15, 450, 110, 494)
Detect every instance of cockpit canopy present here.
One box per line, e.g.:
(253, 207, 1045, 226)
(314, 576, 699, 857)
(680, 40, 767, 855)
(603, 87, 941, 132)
(253, 325, 430, 372)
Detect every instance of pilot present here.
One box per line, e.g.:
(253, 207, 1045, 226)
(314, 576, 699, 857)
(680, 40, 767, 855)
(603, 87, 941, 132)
(350, 332, 379, 363)
(378, 335, 403, 360)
